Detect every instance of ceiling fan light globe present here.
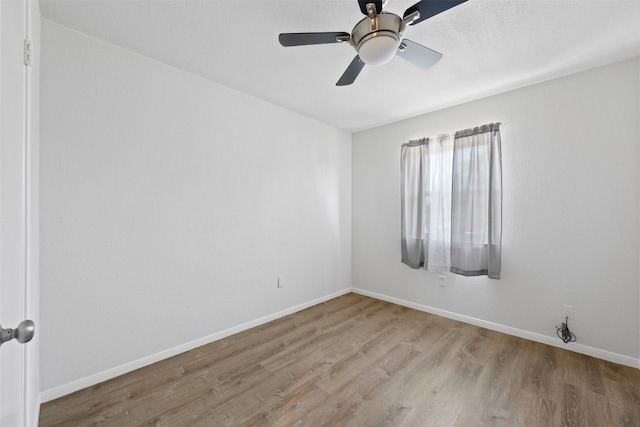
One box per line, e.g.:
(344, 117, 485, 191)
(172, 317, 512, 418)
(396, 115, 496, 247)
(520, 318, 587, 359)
(358, 34, 400, 66)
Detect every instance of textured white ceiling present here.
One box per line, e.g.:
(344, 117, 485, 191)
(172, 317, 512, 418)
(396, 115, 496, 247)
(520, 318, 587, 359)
(40, 0, 640, 132)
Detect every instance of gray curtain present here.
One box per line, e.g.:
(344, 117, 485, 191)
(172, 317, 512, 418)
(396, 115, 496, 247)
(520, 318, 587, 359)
(400, 135, 453, 272)
(401, 140, 427, 269)
(450, 123, 502, 279)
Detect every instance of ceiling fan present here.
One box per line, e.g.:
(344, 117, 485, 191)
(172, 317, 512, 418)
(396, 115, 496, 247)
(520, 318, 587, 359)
(279, 0, 468, 86)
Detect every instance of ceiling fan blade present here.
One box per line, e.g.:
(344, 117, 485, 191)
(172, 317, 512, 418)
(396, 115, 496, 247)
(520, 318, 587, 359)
(396, 39, 442, 69)
(336, 56, 365, 86)
(358, 0, 383, 15)
(403, 0, 468, 26)
(279, 32, 350, 47)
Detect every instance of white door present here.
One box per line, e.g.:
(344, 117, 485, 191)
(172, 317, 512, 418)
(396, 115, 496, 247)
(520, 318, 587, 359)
(0, 0, 40, 426)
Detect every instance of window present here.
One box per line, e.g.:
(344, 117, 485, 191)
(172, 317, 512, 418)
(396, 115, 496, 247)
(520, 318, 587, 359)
(400, 123, 502, 279)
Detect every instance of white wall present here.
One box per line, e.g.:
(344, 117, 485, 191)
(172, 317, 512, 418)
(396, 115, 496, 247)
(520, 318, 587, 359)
(40, 20, 352, 397)
(353, 57, 640, 365)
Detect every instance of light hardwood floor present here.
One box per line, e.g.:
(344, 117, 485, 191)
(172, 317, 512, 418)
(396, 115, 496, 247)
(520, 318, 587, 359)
(40, 293, 640, 426)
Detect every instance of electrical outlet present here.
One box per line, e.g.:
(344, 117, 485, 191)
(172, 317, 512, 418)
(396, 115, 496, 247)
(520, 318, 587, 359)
(562, 304, 574, 320)
(277, 276, 285, 288)
(438, 275, 446, 287)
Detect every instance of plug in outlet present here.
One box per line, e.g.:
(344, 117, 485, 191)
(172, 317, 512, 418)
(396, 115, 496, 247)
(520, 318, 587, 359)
(277, 276, 285, 288)
(562, 304, 574, 320)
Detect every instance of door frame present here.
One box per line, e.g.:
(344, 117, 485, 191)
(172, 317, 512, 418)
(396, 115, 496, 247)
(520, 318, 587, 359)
(0, 0, 40, 425)
(24, 0, 41, 425)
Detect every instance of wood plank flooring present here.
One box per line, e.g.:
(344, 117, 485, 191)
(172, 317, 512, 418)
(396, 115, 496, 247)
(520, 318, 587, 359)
(39, 293, 640, 426)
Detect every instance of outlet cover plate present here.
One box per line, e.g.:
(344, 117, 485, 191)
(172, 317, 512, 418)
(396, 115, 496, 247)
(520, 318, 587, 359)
(562, 304, 574, 320)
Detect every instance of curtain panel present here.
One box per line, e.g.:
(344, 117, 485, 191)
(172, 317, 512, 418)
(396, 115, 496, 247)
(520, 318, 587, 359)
(400, 140, 427, 269)
(400, 123, 502, 279)
(400, 134, 453, 273)
(451, 123, 502, 279)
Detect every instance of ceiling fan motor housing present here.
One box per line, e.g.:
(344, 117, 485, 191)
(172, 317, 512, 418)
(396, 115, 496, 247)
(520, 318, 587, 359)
(352, 12, 402, 66)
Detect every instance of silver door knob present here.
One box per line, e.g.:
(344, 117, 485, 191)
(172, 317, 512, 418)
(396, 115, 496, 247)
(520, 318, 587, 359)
(0, 320, 35, 347)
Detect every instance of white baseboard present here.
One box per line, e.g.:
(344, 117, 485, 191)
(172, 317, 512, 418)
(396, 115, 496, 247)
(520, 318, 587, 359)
(40, 288, 352, 403)
(352, 288, 640, 370)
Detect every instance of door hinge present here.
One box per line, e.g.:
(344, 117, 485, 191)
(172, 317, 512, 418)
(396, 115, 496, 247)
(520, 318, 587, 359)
(24, 39, 33, 66)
